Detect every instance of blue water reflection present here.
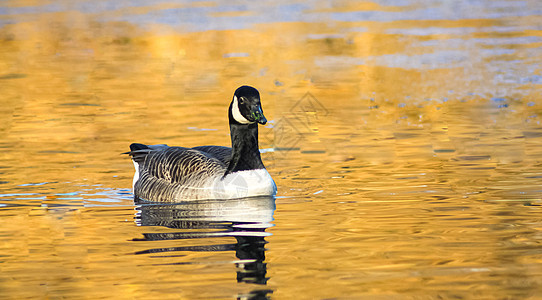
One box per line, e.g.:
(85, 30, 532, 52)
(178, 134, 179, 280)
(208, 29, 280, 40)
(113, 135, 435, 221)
(3, 1, 541, 30)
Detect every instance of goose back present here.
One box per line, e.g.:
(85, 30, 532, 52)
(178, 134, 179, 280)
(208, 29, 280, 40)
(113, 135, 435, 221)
(192, 146, 232, 165)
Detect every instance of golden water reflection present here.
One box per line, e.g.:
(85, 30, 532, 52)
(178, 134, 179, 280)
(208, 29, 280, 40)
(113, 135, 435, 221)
(1, 0, 542, 299)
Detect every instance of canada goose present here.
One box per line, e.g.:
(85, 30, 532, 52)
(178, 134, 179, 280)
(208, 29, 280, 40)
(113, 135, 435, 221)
(125, 86, 277, 202)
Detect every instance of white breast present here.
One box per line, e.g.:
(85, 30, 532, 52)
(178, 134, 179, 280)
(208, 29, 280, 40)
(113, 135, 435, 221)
(209, 169, 277, 199)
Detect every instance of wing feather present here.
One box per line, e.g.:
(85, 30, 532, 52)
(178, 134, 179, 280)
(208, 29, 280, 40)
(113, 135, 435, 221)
(143, 147, 226, 184)
(127, 146, 228, 202)
(192, 146, 232, 165)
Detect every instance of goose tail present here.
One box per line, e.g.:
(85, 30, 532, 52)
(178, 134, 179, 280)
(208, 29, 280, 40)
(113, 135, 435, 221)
(129, 143, 150, 152)
(123, 143, 169, 161)
(123, 143, 151, 164)
(124, 143, 168, 191)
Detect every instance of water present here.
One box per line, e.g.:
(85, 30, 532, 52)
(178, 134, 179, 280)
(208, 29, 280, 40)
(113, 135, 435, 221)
(1, 0, 542, 298)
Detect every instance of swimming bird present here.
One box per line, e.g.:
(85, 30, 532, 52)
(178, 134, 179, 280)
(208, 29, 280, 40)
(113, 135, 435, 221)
(125, 86, 277, 202)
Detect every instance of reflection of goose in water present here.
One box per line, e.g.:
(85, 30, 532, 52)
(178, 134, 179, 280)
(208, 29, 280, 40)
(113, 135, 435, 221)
(133, 196, 275, 291)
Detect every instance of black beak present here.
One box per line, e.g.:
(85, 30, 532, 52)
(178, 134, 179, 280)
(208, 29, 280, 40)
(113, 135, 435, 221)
(252, 106, 267, 125)
(258, 115, 267, 125)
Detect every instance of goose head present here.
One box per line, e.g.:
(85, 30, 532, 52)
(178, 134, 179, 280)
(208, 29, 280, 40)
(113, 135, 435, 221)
(230, 86, 267, 125)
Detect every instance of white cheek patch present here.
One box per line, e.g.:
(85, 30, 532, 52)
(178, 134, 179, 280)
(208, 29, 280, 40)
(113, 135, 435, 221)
(232, 95, 253, 124)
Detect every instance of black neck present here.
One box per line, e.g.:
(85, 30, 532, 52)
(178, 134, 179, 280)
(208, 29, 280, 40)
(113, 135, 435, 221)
(225, 103, 265, 175)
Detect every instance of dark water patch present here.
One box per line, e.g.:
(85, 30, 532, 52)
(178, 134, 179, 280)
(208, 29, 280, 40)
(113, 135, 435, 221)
(0, 73, 26, 80)
(434, 149, 455, 153)
(60, 103, 101, 107)
(301, 150, 326, 154)
(523, 131, 542, 138)
(456, 155, 492, 161)
(37, 150, 80, 154)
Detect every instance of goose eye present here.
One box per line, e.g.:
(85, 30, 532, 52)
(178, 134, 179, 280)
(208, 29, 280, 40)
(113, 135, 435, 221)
(238, 97, 245, 105)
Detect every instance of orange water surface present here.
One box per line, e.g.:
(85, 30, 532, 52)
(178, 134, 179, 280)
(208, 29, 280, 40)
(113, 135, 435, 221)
(1, 1, 542, 299)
